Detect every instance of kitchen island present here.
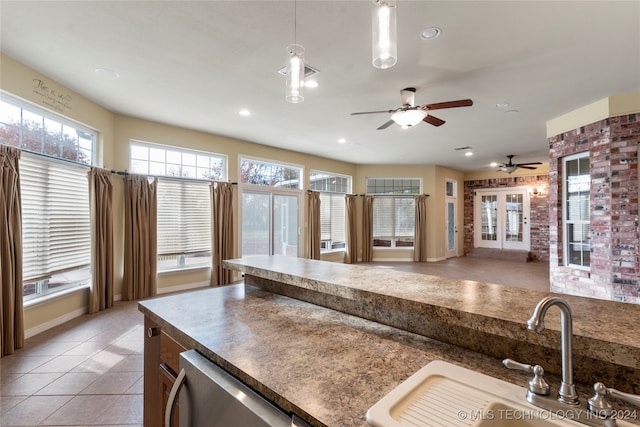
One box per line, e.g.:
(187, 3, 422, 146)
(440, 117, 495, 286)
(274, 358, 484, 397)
(139, 256, 640, 427)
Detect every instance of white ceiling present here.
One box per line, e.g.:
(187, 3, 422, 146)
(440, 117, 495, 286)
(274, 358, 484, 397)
(1, 1, 639, 171)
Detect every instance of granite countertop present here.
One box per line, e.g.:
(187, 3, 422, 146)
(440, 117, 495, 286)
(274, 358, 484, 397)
(139, 284, 542, 427)
(223, 255, 640, 372)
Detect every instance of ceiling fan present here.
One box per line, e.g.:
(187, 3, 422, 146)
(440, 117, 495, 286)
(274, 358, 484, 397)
(350, 87, 473, 130)
(498, 155, 542, 174)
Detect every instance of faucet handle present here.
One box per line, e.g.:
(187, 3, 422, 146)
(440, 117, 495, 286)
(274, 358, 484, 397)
(589, 382, 640, 419)
(502, 359, 550, 396)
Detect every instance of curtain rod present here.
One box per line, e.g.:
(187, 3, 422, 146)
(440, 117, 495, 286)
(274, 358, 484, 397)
(109, 169, 237, 185)
(357, 193, 430, 197)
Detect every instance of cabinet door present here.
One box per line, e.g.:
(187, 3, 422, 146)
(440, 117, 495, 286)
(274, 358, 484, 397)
(143, 318, 161, 427)
(160, 363, 179, 427)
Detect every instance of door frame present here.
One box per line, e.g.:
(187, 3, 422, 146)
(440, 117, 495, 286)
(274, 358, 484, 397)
(473, 188, 530, 251)
(239, 187, 303, 257)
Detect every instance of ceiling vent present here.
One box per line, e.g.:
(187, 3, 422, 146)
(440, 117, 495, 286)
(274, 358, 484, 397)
(277, 64, 320, 78)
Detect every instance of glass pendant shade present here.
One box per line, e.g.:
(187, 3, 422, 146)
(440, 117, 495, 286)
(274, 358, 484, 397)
(391, 109, 427, 127)
(286, 44, 305, 104)
(372, 0, 397, 69)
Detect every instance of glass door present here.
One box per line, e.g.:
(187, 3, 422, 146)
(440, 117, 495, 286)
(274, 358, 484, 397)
(241, 190, 300, 257)
(474, 189, 529, 251)
(445, 199, 457, 257)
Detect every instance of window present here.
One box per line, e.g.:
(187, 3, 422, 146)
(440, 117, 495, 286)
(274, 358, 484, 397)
(310, 171, 352, 252)
(157, 179, 212, 272)
(367, 178, 420, 248)
(130, 140, 225, 180)
(0, 95, 95, 165)
(130, 141, 222, 272)
(563, 153, 590, 268)
(240, 157, 302, 189)
(20, 154, 91, 301)
(0, 95, 96, 301)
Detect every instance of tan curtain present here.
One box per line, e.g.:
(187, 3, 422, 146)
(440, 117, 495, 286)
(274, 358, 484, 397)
(344, 194, 357, 264)
(307, 191, 321, 260)
(0, 145, 24, 357)
(123, 174, 157, 300)
(361, 195, 374, 262)
(88, 168, 114, 313)
(413, 195, 428, 262)
(211, 181, 234, 286)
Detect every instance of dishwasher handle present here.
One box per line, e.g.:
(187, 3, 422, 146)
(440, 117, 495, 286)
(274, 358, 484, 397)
(165, 368, 187, 427)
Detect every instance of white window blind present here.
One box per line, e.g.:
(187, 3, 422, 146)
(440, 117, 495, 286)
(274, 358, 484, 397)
(156, 178, 211, 270)
(319, 193, 346, 243)
(20, 154, 91, 282)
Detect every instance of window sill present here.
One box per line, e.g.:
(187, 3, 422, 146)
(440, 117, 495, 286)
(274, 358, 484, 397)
(373, 247, 415, 251)
(320, 249, 346, 255)
(24, 284, 90, 309)
(158, 265, 212, 275)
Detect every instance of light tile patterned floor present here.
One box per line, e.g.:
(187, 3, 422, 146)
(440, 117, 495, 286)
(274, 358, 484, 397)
(0, 300, 143, 426)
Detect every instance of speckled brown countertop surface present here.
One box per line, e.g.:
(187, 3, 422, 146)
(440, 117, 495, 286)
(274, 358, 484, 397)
(223, 255, 640, 371)
(139, 284, 542, 427)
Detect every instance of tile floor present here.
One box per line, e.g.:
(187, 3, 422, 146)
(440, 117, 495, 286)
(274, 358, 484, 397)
(1, 300, 143, 427)
(0, 257, 549, 426)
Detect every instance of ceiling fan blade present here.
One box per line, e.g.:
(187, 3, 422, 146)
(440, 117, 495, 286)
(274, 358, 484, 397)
(423, 115, 446, 127)
(424, 99, 473, 110)
(518, 165, 539, 170)
(516, 162, 543, 166)
(351, 110, 393, 115)
(377, 120, 395, 130)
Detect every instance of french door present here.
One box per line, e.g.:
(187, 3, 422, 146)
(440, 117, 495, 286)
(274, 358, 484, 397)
(445, 198, 457, 258)
(474, 188, 530, 251)
(240, 190, 301, 257)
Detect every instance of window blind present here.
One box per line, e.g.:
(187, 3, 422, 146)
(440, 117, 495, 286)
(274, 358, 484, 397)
(20, 154, 91, 282)
(156, 178, 211, 256)
(319, 193, 346, 243)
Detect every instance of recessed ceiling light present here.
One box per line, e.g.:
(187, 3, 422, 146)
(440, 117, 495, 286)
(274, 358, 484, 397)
(239, 109, 251, 116)
(94, 68, 119, 79)
(420, 27, 441, 40)
(304, 80, 319, 88)
(465, 151, 473, 157)
(490, 162, 499, 167)
(337, 138, 346, 144)
(496, 102, 510, 108)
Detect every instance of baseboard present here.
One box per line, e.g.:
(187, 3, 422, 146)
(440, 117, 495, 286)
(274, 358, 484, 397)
(157, 281, 209, 295)
(24, 306, 87, 339)
(427, 257, 446, 262)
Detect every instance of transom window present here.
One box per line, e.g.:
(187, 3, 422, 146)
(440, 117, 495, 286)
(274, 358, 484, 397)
(310, 171, 352, 252)
(367, 178, 420, 248)
(563, 153, 590, 268)
(130, 140, 225, 180)
(240, 157, 302, 189)
(0, 94, 95, 165)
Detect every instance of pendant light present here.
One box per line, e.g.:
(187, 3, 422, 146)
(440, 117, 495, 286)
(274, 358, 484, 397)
(286, 1, 304, 103)
(372, 0, 397, 69)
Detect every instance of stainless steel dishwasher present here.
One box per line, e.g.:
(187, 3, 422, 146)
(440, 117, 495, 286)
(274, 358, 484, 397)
(165, 349, 307, 427)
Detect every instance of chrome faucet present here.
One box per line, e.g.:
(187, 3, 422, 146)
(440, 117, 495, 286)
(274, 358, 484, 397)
(505, 296, 640, 427)
(527, 296, 579, 405)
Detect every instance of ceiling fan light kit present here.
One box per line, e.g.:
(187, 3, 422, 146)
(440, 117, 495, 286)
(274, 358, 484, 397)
(391, 109, 427, 127)
(372, 0, 397, 69)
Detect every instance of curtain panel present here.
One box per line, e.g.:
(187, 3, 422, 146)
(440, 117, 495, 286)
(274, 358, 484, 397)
(0, 145, 24, 357)
(88, 168, 114, 313)
(123, 174, 157, 300)
(413, 195, 428, 262)
(307, 191, 321, 260)
(361, 195, 374, 262)
(344, 194, 357, 264)
(211, 181, 234, 286)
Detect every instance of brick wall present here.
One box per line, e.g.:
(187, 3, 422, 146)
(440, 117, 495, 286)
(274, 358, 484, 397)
(463, 175, 550, 261)
(548, 113, 640, 303)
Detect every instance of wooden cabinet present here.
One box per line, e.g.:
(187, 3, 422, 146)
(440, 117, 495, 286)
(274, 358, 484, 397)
(143, 317, 187, 427)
